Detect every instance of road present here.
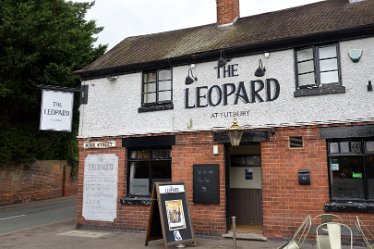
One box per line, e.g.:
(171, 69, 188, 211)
(0, 197, 76, 235)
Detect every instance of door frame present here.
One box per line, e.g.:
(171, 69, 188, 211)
(225, 143, 263, 231)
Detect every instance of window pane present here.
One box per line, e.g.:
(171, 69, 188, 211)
(319, 45, 337, 59)
(297, 48, 313, 61)
(366, 156, 374, 199)
(320, 71, 339, 84)
(129, 162, 149, 195)
(142, 150, 151, 159)
(298, 72, 316, 87)
(320, 58, 338, 72)
(152, 149, 171, 159)
(144, 93, 156, 103)
(330, 157, 364, 199)
(143, 72, 156, 83)
(329, 142, 339, 154)
(340, 142, 349, 153)
(151, 161, 171, 188)
(350, 141, 362, 154)
(144, 82, 156, 93)
(298, 60, 314, 74)
(366, 141, 374, 153)
(159, 80, 172, 91)
(158, 91, 172, 102)
(158, 69, 171, 80)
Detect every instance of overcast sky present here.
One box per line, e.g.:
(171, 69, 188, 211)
(73, 0, 324, 50)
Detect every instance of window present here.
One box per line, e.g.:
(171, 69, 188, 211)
(127, 148, 171, 196)
(327, 139, 374, 201)
(139, 69, 173, 112)
(294, 44, 345, 97)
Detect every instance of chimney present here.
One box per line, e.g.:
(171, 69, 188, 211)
(216, 0, 240, 26)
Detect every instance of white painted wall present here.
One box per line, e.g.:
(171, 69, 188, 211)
(78, 37, 374, 138)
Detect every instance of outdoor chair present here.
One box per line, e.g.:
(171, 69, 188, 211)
(277, 215, 312, 249)
(312, 214, 343, 235)
(316, 222, 352, 249)
(313, 214, 343, 225)
(355, 216, 374, 249)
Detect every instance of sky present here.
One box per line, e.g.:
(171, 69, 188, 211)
(73, 0, 324, 50)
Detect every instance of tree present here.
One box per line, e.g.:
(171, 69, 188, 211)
(0, 0, 106, 167)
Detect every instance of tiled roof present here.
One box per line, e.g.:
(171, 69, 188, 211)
(77, 0, 374, 77)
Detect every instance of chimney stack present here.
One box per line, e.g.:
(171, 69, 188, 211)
(216, 0, 240, 26)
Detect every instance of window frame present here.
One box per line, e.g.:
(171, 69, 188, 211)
(327, 138, 374, 202)
(141, 68, 173, 107)
(294, 43, 345, 97)
(126, 147, 172, 198)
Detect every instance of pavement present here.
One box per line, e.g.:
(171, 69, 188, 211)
(0, 219, 292, 249)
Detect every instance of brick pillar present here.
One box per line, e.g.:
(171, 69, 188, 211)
(216, 0, 240, 25)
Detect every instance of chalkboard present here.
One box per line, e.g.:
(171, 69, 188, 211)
(193, 164, 220, 204)
(145, 182, 196, 249)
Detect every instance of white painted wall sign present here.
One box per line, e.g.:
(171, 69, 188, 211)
(83, 154, 118, 222)
(39, 89, 74, 132)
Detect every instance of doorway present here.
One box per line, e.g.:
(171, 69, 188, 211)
(228, 144, 263, 234)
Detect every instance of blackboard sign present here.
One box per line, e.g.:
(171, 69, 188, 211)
(145, 182, 196, 249)
(193, 164, 220, 204)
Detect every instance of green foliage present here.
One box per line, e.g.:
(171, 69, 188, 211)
(0, 0, 107, 172)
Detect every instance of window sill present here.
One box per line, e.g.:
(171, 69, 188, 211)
(294, 85, 346, 97)
(138, 103, 173, 113)
(324, 201, 374, 213)
(120, 196, 151, 206)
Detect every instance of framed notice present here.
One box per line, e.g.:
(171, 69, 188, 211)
(82, 154, 118, 222)
(39, 89, 74, 132)
(193, 164, 219, 204)
(165, 199, 186, 231)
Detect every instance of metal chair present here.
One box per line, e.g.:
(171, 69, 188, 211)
(313, 214, 343, 225)
(316, 222, 352, 249)
(277, 215, 312, 249)
(312, 214, 343, 236)
(355, 216, 374, 249)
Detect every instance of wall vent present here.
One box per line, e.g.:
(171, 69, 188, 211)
(289, 136, 304, 148)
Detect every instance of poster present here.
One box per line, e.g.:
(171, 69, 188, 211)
(165, 199, 186, 231)
(82, 154, 118, 222)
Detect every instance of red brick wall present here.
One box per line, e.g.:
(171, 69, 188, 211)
(77, 133, 226, 235)
(261, 125, 374, 238)
(172, 132, 226, 236)
(0, 160, 77, 205)
(76, 126, 374, 238)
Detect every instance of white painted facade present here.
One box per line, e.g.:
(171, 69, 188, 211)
(78, 37, 374, 138)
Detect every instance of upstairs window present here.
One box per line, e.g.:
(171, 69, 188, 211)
(139, 69, 173, 112)
(294, 43, 345, 97)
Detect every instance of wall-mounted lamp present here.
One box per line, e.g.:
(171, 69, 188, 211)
(217, 50, 228, 68)
(254, 59, 266, 77)
(185, 65, 197, 85)
(368, 81, 373, 92)
(107, 75, 118, 82)
(227, 118, 244, 146)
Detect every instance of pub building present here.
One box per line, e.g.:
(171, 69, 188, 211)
(76, 0, 374, 240)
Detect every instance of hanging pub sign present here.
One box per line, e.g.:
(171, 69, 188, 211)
(39, 85, 76, 132)
(145, 182, 196, 249)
